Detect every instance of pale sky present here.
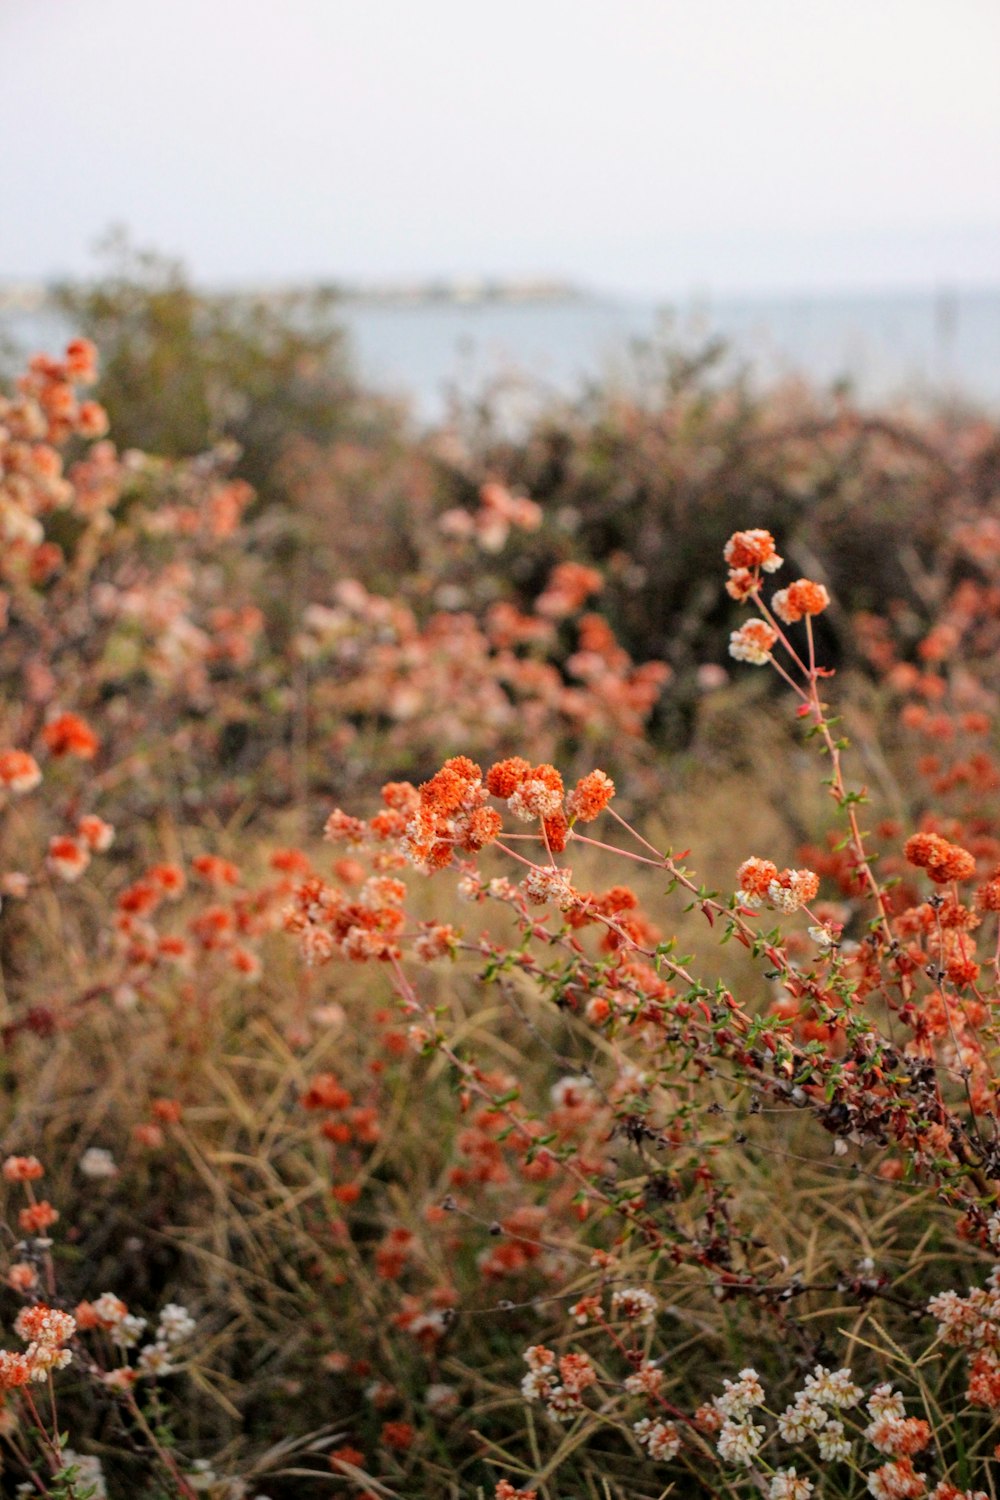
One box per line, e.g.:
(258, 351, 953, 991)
(2, 0, 999, 296)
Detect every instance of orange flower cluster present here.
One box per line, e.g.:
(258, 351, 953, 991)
(723, 528, 784, 574)
(535, 561, 604, 619)
(284, 872, 407, 965)
(728, 617, 778, 665)
(904, 832, 977, 885)
(723, 527, 783, 600)
(401, 757, 503, 872)
(0, 749, 42, 794)
(438, 479, 542, 552)
(41, 711, 99, 760)
(736, 857, 820, 914)
(772, 577, 831, 623)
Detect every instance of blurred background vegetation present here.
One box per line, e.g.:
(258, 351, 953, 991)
(25, 241, 998, 747)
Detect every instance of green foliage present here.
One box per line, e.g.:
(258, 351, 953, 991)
(53, 231, 393, 506)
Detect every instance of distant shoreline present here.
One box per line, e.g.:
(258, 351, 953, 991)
(0, 279, 591, 314)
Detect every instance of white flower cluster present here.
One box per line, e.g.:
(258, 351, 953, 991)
(610, 1287, 658, 1327)
(521, 863, 576, 908)
(78, 1146, 118, 1180)
(633, 1416, 681, 1460)
(715, 1367, 767, 1466)
(776, 1365, 861, 1462)
(136, 1301, 196, 1378)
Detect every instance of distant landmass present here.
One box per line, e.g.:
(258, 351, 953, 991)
(0, 277, 588, 313)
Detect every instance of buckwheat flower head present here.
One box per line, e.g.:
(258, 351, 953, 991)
(769, 1469, 814, 1500)
(716, 1367, 765, 1420)
(624, 1360, 665, 1396)
(550, 1075, 597, 1109)
(988, 1210, 1000, 1250)
(558, 1352, 597, 1396)
(2, 1155, 44, 1183)
(545, 1384, 585, 1420)
(425, 1382, 459, 1414)
(6, 1263, 38, 1293)
(137, 1342, 175, 1377)
(156, 1304, 196, 1345)
(91, 1292, 128, 1328)
(77, 814, 114, 852)
(25, 1341, 72, 1378)
(610, 1287, 658, 1326)
(111, 1312, 148, 1348)
(507, 765, 564, 821)
(736, 856, 778, 907)
(14, 1305, 75, 1347)
(866, 1414, 932, 1458)
(18, 1200, 58, 1235)
(866, 1457, 926, 1499)
(79, 1146, 118, 1180)
(729, 618, 778, 665)
(778, 1398, 827, 1441)
(803, 1364, 863, 1409)
(521, 864, 575, 908)
(520, 1368, 553, 1402)
(0, 1350, 33, 1390)
(566, 769, 615, 822)
(771, 579, 830, 624)
(633, 1417, 681, 1460)
(818, 1418, 853, 1461)
(0, 750, 41, 794)
(717, 1416, 766, 1465)
(569, 1295, 602, 1326)
(724, 529, 783, 573)
(866, 1384, 906, 1422)
(767, 869, 821, 914)
(41, 711, 99, 760)
(904, 832, 976, 885)
(725, 567, 757, 601)
(46, 835, 90, 882)
(808, 923, 839, 949)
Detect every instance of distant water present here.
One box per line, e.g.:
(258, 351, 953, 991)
(336, 289, 1000, 422)
(4, 287, 999, 424)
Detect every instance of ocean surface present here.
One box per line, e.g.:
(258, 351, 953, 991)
(4, 287, 1000, 425)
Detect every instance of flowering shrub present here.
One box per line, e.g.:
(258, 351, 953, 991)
(3, 336, 1000, 1496)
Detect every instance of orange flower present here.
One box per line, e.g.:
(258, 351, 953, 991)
(0, 749, 42, 793)
(64, 337, 98, 382)
(47, 835, 90, 882)
(0, 1351, 32, 1389)
(771, 578, 831, 623)
(191, 853, 241, 887)
(725, 567, 757, 602)
(41, 712, 99, 760)
(2, 1155, 44, 1182)
(18, 1200, 59, 1234)
(380, 1420, 416, 1452)
(736, 857, 779, 903)
(151, 1097, 183, 1124)
(724, 528, 783, 573)
(485, 757, 532, 798)
(330, 1446, 367, 1471)
(728, 618, 778, 665)
(904, 832, 976, 884)
(566, 770, 615, 822)
(77, 814, 114, 852)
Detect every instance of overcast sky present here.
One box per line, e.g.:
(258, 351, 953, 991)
(2, 0, 999, 297)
